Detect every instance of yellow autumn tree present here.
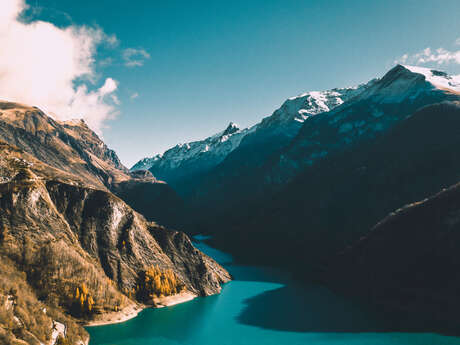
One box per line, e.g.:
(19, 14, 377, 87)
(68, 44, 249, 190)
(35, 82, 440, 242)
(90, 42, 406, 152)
(137, 265, 183, 302)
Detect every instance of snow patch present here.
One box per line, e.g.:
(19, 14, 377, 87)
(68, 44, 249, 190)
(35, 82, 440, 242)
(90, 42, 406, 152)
(404, 65, 460, 92)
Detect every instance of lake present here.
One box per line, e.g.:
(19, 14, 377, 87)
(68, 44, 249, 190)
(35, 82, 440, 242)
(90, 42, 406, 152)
(87, 237, 460, 345)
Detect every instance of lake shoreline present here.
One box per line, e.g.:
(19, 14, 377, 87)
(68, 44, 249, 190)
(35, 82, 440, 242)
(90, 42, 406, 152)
(153, 291, 197, 308)
(85, 303, 145, 327)
(85, 291, 198, 328)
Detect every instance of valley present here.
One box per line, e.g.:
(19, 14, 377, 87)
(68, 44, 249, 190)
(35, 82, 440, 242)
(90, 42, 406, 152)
(2, 1, 460, 344)
(87, 238, 460, 345)
(1, 65, 460, 345)
(131, 64, 460, 334)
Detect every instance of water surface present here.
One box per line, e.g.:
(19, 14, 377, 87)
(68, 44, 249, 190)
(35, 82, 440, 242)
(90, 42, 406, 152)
(87, 239, 460, 345)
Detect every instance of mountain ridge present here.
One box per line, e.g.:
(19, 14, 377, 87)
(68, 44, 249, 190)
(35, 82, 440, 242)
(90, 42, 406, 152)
(130, 82, 372, 191)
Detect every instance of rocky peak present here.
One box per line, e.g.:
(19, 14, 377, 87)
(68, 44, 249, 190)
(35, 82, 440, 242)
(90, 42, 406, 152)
(355, 64, 460, 104)
(0, 100, 130, 189)
(222, 122, 240, 136)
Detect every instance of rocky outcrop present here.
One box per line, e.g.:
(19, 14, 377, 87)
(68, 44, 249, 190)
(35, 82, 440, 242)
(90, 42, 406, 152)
(0, 101, 230, 345)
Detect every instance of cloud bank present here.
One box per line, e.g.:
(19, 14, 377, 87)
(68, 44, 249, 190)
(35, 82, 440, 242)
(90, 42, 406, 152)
(396, 38, 460, 67)
(0, 0, 119, 133)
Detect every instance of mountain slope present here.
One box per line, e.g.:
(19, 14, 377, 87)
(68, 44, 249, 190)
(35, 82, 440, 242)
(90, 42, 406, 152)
(213, 101, 460, 268)
(0, 101, 127, 190)
(131, 122, 249, 186)
(0, 101, 184, 227)
(0, 101, 230, 345)
(183, 65, 460, 235)
(268, 65, 460, 184)
(324, 178, 460, 334)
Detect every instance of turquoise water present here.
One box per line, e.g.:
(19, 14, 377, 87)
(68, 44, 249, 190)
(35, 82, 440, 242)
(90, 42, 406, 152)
(87, 239, 460, 345)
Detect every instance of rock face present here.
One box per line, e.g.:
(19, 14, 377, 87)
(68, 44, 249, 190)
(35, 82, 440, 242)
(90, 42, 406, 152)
(0, 101, 230, 345)
(323, 180, 460, 334)
(0, 101, 184, 227)
(0, 101, 127, 189)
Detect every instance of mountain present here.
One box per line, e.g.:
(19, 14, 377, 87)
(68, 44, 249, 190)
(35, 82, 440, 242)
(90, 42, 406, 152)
(131, 85, 369, 194)
(212, 101, 460, 267)
(324, 178, 460, 334)
(131, 122, 249, 189)
(0, 101, 128, 190)
(0, 101, 185, 228)
(0, 101, 230, 345)
(268, 65, 460, 184)
(148, 65, 451, 239)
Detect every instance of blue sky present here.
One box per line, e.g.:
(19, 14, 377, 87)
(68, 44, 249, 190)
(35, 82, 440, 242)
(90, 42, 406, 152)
(19, 0, 460, 166)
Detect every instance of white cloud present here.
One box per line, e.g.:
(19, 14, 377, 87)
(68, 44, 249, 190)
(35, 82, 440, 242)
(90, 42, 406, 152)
(0, 0, 119, 134)
(395, 39, 460, 67)
(122, 48, 150, 67)
(130, 92, 139, 100)
(399, 54, 408, 64)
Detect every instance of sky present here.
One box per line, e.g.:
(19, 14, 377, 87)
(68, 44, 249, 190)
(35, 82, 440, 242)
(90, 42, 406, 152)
(2, 0, 460, 167)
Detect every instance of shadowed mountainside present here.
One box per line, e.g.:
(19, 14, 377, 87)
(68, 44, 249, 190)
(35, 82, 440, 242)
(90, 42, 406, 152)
(212, 102, 460, 268)
(323, 179, 460, 334)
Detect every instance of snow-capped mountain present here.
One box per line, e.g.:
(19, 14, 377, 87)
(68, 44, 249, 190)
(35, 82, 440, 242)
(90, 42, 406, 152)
(269, 64, 460, 184)
(131, 154, 162, 172)
(214, 73, 460, 288)
(132, 64, 460, 203)
(131, 83, 371, 187)
(258, 84, 375, 131)
(179, 64, 460, 231)
(131, 122, 250, 184)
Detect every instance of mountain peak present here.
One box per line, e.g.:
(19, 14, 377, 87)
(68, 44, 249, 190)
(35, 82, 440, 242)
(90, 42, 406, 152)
(401, 65, 460, 92)
(353, 64, 459, 104)
(222, 122, 240, 135)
